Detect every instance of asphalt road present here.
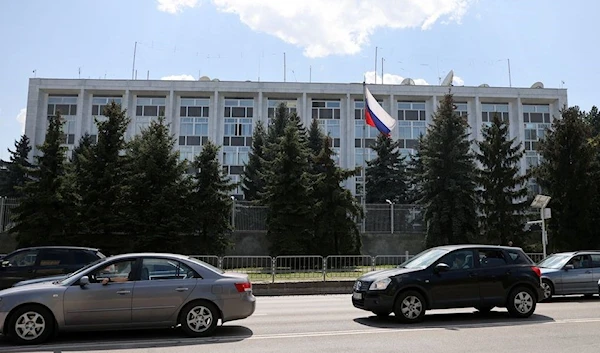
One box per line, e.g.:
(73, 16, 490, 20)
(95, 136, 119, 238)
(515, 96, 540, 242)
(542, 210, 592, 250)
(2, 294, 600, 353)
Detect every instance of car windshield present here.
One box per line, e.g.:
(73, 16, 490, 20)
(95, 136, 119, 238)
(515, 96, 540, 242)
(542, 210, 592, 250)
(537, 254, 571, 269)
(399, 248, 450, 269)
(58, 257, 107, 284)
(187, 257, 225, 274)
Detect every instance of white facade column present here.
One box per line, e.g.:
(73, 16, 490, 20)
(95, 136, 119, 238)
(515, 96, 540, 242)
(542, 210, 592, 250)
(212, 90, 221, 163)
(257, 91, 265, 123)
(516, 97, 527, 175)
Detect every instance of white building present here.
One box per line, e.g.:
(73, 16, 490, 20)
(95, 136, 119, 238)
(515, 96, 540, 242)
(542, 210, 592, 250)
(24, 78, 568, 199)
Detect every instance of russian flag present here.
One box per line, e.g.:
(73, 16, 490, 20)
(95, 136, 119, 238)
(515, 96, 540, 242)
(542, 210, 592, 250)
(364, 85, 396, 136)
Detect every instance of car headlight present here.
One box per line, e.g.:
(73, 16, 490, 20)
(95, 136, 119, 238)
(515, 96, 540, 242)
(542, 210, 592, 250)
(369, 278, 392, 290)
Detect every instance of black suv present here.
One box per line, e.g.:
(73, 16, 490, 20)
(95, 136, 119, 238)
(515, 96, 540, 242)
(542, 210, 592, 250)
(352, 245, 544, 322)
(0, 246, 105, 289)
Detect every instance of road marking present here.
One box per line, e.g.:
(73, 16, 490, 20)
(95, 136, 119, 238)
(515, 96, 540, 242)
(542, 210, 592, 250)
(3, 317, 600, 352)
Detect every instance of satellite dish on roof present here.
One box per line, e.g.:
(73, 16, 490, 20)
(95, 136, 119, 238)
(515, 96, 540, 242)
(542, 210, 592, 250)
(531, 81, 544, 89)
(441, 70, 454, 86)
(199, 76, 210, 81)
(212, 78, 220, 82)
(478, 83, 490, 88)
(400, 78, 415, 85)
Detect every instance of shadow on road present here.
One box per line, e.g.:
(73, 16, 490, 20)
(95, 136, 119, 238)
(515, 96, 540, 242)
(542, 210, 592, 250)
(542, 294, 599, 304)
(0, 325, 253, 352)
(354, 309, 554, 330)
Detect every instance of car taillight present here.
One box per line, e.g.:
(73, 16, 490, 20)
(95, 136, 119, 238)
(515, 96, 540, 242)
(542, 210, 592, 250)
(531, 266, 541, 277)
(235, 282, 252, 292)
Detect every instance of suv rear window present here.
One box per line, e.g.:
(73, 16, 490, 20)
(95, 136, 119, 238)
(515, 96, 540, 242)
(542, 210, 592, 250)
(74, 250, 102, 264)
(506, 249, 534, 264)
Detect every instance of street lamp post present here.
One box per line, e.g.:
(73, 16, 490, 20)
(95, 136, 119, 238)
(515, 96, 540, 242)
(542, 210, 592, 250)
(530, 194, 551, 258)
(231, 196, 236, 230)
(386, 199, 394, 234)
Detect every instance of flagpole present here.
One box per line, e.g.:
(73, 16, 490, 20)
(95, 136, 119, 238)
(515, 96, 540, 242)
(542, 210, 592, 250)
(362, 81, 367, 233)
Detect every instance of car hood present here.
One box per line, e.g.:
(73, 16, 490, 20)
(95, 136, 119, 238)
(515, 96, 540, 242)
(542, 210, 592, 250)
(358, 267, 420, 281)
(539, 267, 561, 275)
(13, 274, 69, 287)
(0, 281, 64, 296)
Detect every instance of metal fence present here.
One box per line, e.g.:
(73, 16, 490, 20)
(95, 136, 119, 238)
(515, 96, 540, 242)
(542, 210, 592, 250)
(0, 198, 423, 233)
(188, 253, 545, 283)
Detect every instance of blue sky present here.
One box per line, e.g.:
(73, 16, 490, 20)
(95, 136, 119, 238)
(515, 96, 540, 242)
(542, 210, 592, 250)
(1, 0, 598, 160)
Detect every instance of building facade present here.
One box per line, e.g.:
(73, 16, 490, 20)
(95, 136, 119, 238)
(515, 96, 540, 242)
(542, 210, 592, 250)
(24, 78, 568, 199)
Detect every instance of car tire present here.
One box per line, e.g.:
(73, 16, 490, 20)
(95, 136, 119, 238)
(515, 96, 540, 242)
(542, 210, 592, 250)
(394, 290, 426, 323)
(541, 280, 553, 300)
(7, 305, 55, 345)
(372, 311, 391, 318)
(179, 300, 220, 337)
(507, 286, 537, 318)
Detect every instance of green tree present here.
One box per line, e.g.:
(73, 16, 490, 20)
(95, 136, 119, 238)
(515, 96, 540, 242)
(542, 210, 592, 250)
(73, 102, 130, 252)
(307, 118, 325, 157)
(476, 114, 529, 245)
(188, 140, 236, 255)
(365, 134, 408, 203)
(419, 94, 478, 247)
(312, 136, 363, 255)
(122, 116, 192, 253)
(0, 135, 33, 198)
(406, 134, 427, 203)
(241, 120, 267, 201)
(10, 114, 69, 246)
(263, 123, 315, 255)
(584, 106, 600, 137)
(536, 106, 599, 250)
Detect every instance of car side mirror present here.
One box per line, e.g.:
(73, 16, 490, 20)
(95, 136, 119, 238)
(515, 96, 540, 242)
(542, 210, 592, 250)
(564, 264, 574, 271)
(435, 263, 451, 273)
(79, 276, 90, 287)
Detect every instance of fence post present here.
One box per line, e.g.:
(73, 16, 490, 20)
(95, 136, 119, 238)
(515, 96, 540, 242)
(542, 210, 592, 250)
(371, 256, 376, 271)
(323, 257, 327, 282)
(405, 250, 409, 262)
(0, 197, 5, 232)
(271, 257, 276, 284)
(218, 257, 223, 269)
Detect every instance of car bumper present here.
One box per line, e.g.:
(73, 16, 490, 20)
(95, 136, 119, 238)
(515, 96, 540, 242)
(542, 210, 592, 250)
(352, 291, 395, 313)
(222, 294, 256, 322)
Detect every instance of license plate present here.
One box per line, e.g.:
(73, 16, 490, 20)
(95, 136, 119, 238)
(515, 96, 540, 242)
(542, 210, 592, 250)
(353, 292, 362, 300)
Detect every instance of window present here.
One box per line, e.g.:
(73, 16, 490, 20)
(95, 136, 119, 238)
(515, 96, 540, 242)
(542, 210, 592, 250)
(91, 96, 122, 142)
(268, 99, 297, 126)
(438, 250, 476, 270)
(481, 103, 509, 127)
(3, 250, 38, 267)
(590, 254, 600, 268)
(74, 250, 101, 265)
(354, 148, 377, 197)
(478, 249, 507, 267)
(506, 249, 534, 265)
(139, 258, 198, 281)
(312, 99, 341, 154)
(567, 254, 592, 269)
(136, 97, 166, 117)
(90, 259, 136, 283)
(48, 95, 78, 145)
(38, 249, 72, 266)
(397, 101, 426, 154)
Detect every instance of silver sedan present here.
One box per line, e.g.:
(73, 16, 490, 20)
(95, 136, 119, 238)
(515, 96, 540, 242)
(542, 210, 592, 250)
(0, 253, 256, 345)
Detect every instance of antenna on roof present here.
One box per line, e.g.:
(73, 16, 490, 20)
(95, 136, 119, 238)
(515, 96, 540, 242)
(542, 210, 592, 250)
(441, 70, 454, 86)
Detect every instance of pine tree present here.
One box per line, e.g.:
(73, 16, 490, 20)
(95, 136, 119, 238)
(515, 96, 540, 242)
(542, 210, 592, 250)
(365, 134, 408, 203)
(0, 135, 33, 198)
(312, 136, 363, 255)
(419, 93, 478, 247)
(406, 134, 427, 203)
(263, 123, 315, 255)
(476, 114, 529, 245)
(584, 106, 600, 137)
(72, 102, 130, 253)
(536, 106, 599, 250)
(241, 120, 267, 202)
(10, 114, 69, 246)
(307, 118, 325, 157)
(122, 116, 192, 253)
(188, 140, 236, 255)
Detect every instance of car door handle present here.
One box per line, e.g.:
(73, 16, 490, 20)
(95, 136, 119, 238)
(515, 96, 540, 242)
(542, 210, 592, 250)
(175, 287, 189, 292)
(116, 290, 131, 295)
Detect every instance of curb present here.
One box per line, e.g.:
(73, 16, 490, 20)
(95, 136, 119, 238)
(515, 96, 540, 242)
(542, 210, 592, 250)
(252, 280, 355, 296)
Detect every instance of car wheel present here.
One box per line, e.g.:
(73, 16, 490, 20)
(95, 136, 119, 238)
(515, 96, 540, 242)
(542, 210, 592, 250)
(541, 280, 553, 300)
(394, 290, 426, 323)
(507, 286, 537, 318)
(372, 311, 391, 318)
(179, 301, 219, 337)
(7, 305, 54, 345)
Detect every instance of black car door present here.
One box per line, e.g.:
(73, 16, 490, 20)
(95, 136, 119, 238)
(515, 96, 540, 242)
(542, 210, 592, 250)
(476, 248, 512, 306)
(428, 249, 481, 309)
(0, 249, 39, 289)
